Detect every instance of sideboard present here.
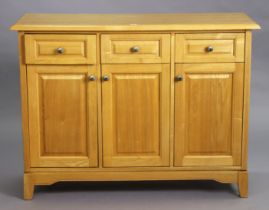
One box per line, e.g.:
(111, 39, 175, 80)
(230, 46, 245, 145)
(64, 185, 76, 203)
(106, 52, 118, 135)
(11, 13, 260, 199)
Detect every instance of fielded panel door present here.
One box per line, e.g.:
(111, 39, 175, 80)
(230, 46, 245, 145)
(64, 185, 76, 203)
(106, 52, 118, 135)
(27, 65, 98, 167)
(174, 63, 244, 167)
(102, 64, 170, 167)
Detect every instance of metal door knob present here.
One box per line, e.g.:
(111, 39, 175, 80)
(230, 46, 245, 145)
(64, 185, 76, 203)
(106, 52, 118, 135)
(175, 75, 183, 82)
(88, 75, 96, 81)
(103, 75, 109, 81)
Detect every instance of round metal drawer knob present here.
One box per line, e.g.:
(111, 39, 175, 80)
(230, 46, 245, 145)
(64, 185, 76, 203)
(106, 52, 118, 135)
(130, 46, 140, 53)
(56, 47, 65, 54)
(206, 46, 214, 52)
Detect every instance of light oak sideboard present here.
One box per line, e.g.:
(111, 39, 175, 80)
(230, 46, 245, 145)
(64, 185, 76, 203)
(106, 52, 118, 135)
(11, 13, 260, 199)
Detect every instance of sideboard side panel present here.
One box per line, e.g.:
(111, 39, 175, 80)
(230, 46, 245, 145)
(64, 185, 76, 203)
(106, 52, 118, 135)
(242, 31, 252, 170)
(18, 32, 31, 172)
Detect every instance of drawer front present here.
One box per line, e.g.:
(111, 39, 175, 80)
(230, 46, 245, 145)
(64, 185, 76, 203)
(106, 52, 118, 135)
(175, 33, 245, 63)
(101, 34, 170, 63)
(25, 34, 96, 64)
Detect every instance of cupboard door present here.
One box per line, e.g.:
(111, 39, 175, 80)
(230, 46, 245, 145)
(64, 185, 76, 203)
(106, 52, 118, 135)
(28, 65, 98, 167)
(174, 63, 244, 167)
(102, 64, 170, 167)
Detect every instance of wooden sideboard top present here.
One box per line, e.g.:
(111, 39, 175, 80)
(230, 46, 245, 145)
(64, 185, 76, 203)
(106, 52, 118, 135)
(11, 13, 260, 31)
